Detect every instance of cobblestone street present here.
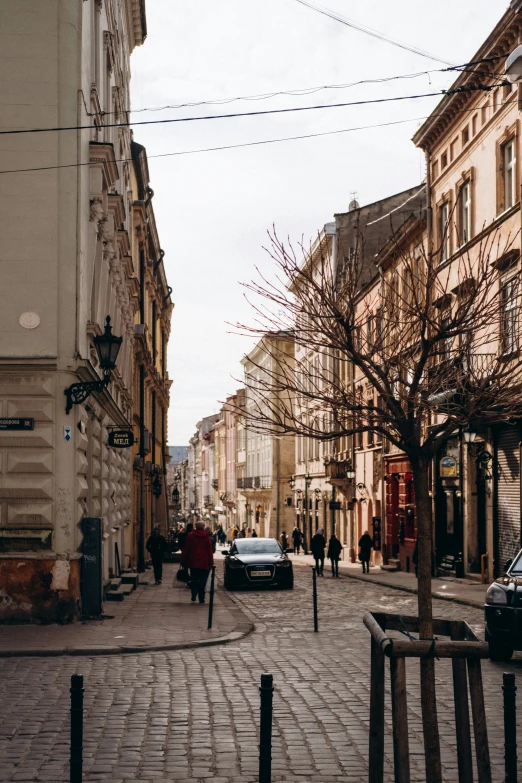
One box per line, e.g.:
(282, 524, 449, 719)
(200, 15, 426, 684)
(0, 565, 519, 783)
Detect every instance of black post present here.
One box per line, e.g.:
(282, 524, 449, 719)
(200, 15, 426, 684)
(207, 565, 216, 630)
(503, 672, 518, 783)
(70, 674, 83, 783)
(312, 566, 318, 632)
(259, 674, 274, 783)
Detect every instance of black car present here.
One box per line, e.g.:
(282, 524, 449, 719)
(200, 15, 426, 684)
(485, 548, 522, 661)
(222, 538, 293, 590)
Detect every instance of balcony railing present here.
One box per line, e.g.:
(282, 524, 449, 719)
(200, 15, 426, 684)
(240, 476, 272, 489)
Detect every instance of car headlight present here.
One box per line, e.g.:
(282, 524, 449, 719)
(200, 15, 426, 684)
(229, 559, 245, 569)
(276, 560, 291, 568)
(486, 583, 508, 605)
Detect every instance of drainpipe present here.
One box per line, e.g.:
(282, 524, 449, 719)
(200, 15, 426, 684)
(276, 436, 281, 540)
(138, 364, 146, 572)
(425, 146, 437, 575)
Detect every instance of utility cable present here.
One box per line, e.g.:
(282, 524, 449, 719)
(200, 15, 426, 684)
(104, 56, 501, 117)
(0, 81, 507, 137)
(290, 0, 455, 66)
(0, 102, 505, 176)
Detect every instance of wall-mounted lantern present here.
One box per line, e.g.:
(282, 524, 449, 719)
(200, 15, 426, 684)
(64, 316, 122, 414)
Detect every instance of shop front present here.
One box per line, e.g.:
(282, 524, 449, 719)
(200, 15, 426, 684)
(384, 454, 417, 572)
(494, 425, 522, 577)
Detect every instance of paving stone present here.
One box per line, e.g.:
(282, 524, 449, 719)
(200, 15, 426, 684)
(0, 564, 516, 782)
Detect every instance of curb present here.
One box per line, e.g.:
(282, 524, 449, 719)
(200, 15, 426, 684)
(0, 621, 255, 658)
(291, 559, 484, 610)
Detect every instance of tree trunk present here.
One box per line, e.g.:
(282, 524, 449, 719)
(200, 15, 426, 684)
(411, 454, 442, 783)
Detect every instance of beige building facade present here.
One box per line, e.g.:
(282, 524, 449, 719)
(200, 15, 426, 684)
(0, 0, 148, 621)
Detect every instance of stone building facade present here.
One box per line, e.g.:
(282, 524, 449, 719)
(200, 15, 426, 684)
(0, 0, 150, 621)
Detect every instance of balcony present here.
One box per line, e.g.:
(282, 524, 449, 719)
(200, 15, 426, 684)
(240, 476, 272, 490)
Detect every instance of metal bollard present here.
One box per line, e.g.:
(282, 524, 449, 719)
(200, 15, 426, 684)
(503, 672, 518, 783)
(70, 674, 83, 783)
(312, 566, 318, 632)
(207, 565, 216, 630)
(259, 674, 274, 783)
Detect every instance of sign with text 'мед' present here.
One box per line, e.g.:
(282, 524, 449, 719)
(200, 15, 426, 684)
(108, 430, 134, 449)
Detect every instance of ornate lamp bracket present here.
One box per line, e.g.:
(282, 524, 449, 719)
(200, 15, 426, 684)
(64, 373, 110, 415)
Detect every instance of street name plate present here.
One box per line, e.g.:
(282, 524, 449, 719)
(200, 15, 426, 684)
(0, 418, 34, 431)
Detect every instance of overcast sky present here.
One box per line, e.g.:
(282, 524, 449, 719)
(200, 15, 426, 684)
(130, 0, 509, 446)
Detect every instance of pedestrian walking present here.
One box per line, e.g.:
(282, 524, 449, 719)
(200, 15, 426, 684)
(311, 528, 326, 575)
(239, 527, 246, 538)
(177, 522, 193, 553)
(359, 530, 373, 574)
(181, 520, 214, 604)
(281, 531, 289, 552)
(232, 526, 239, 540)
(327, 533, 343, 577)
(146, 526, 167, 584)
(251, 529, 258, 538)
(292, 526, 303, 554)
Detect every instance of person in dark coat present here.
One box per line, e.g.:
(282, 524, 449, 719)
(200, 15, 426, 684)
(182, 521, 214, 603)
(292, 526, 303, 554)
(251, 529, 258, 538)
(359, 530, 374, 573)
(177, 522, 193, 553)
(281, 531, 289, 552)
(311, 528, 326, 575)
(327, 534, 343, 577)
(146, 526, 167, 584)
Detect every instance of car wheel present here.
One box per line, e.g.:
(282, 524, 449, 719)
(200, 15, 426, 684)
(486, 631, 514, 662)
(280, 579, 294, 590)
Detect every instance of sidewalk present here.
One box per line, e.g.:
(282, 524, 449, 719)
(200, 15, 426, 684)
(290, 553, 487, 608)
(0, 563, 253, 657)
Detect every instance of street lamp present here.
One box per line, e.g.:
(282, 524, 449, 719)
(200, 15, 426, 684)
(505, 45, 522, 82)
(64, 316, 122, 414)
(288, 475, 296, 489)
(346, 465, 356, 481)
(463, 430, 477, 444)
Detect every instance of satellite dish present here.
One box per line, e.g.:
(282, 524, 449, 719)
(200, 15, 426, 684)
(348, 199, 360, 211)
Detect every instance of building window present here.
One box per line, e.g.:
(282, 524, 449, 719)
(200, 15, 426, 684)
(503, 82, 513, 101)
(500, 273, 519, 355)
(503, 140, 516, 211)
(458, 180, 471, 246)
(481, 103, 488, 126)
(366, 316, 374, 352)
(367, 400, 374, 447)
(450, 138, 458, 162)
(432, 160, 439, 181)
(438, 202, 450, 263)
(441, 151, 448, 170)
(472, 114, 478, 137)
(462, 126, 469, 146)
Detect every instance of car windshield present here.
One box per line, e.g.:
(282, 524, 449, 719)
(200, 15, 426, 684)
(509, 549, 522, 574)
(232, 539, 282, 555)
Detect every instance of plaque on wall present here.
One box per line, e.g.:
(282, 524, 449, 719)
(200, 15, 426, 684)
(0, 528, 52, 552)
(0, 418, 34, 431)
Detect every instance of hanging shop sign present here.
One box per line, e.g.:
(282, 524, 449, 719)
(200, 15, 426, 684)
(440, 455, 458, 478)
(108, 430, 135, 449)
(0, 418, 34, 431)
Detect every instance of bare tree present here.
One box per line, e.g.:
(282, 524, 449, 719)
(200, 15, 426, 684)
(236, 214, 522, 783)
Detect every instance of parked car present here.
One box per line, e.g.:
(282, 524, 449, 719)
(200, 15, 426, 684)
(484, 548, 522, 661)
(222, 537, 293, 590)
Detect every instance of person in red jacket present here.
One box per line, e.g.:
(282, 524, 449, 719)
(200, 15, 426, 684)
(182, 520, 214, 603)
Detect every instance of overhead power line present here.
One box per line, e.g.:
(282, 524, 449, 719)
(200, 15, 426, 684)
(291, 0, 455, 66)
(0, 103, 502, 177)
(113, 57, 499, 116)
(0, 81, 507, 138)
